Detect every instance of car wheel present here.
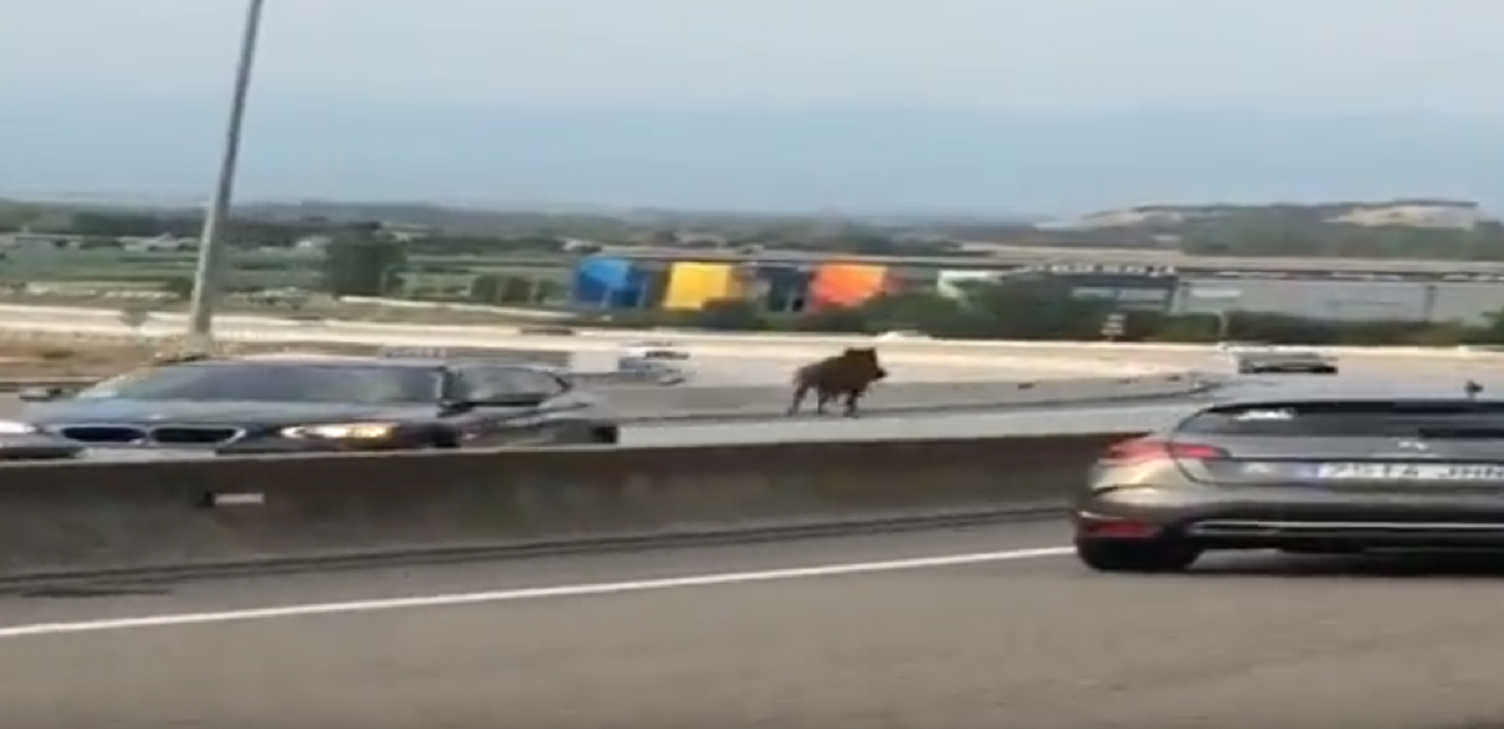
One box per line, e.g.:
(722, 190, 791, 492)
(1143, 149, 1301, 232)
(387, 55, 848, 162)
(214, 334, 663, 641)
(1075, 538, 1202, 573)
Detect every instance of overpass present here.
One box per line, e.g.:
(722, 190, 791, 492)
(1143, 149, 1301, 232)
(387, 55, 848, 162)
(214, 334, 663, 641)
(591, 246, 1504, 279)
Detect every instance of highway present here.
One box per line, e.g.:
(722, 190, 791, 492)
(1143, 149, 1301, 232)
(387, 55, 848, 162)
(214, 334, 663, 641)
(3, 361, 1504, 725)
(624, 365, 1504, 444)
(1, 368, 1498, 447)
(4, 521, 1504, 727)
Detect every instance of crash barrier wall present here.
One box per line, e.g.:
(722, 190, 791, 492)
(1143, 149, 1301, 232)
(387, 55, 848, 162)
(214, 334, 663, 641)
(603, 373, 1204, 419)
(0, 328, 578, 369)
(0, 303, 1498, 363)
(0, 432, 1142, 582)
(0, 318, 1180, 377)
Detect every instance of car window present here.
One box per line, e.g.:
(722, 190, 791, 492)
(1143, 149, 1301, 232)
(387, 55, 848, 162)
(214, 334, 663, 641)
(75, 363, 442, 404)
(1178, 402, 1504, 437)
(457, 367, 565, 402)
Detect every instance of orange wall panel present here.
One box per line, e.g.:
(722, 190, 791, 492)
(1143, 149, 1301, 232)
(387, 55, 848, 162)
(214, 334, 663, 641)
(809, 263, 889, 310)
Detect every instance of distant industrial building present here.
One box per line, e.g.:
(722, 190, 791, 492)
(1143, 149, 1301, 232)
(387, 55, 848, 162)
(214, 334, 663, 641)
(1172, 277, 1504, 325)
(571, 256, 898, 313)
(568, 253, 1504, 324)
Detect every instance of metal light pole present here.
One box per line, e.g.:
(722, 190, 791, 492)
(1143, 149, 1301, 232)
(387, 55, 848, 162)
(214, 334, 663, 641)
(184, 0, 266, 354)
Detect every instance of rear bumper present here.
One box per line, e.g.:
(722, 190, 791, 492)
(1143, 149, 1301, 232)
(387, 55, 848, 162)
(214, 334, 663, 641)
(1243, 367, 1338, 375)
(1076, 485, 1504, 548)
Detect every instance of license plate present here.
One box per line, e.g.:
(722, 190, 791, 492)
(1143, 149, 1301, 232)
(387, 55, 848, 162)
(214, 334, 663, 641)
(81, 448, 215, 462)
(1312, 462, 1504, 482)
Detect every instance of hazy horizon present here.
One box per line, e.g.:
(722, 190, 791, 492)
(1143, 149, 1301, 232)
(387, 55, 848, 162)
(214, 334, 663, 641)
(6, 1, 1503, 215)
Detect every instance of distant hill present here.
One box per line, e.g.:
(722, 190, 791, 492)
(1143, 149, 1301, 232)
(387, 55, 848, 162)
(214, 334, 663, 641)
(1040, 199, 1497, 233)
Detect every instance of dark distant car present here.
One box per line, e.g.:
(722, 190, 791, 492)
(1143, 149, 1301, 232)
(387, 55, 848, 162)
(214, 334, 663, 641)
(1073, 395, 1504, 573)
(16, 354, 621, 460)
(518, 325, 577, 336)
(1235, 349, 1338, 375)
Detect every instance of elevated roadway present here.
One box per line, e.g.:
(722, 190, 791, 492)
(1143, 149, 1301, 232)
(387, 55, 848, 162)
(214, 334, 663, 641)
(0, 363, 1497, 447)
(0, 356, 1501, 726)
(1, 522, 1502, 728)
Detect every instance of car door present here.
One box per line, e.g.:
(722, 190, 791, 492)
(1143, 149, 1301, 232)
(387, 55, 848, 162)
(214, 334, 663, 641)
(452, 366, 580, 446)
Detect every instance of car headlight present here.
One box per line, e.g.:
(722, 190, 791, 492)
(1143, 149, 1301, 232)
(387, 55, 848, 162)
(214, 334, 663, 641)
(0, 420, 38, 435)
(280, 423, 397, 439)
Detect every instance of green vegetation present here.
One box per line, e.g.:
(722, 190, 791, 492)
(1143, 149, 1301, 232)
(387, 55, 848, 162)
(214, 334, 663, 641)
(1174, 212, 1504, 261)
(4, 198, 1504, 326)
(7, 196, 1502, 266)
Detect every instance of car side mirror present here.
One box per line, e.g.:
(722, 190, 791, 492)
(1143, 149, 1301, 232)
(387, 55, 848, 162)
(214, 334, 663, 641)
(17, 386, 67, 402)
(438, 400, 476, 415)
(465, 393, 551, 408)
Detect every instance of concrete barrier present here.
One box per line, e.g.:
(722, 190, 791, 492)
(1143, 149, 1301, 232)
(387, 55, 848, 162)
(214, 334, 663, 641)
(0, 432, 1140, 586)
(0, 314, 1178, 377)
(605, 373, 1206, 420)
(1, 304, 1498, 365)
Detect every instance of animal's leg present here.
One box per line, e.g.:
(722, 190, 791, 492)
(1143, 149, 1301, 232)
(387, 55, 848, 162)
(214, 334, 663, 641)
(814, 389, 831, 415)
(843, 390, 861, 417)
(787, 384, 809, 415)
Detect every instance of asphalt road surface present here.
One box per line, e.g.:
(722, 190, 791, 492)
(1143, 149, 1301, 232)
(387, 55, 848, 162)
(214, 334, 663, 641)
(623, 367, 1504, 445)
(3, 367, 1502, 448)
(5, 521, 1504, 728)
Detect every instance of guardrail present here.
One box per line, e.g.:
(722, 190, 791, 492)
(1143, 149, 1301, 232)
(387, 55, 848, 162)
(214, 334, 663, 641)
(0, 304, 1498, 362)
(605, 373, 1209, 421)
(0, 432, 1144, 588)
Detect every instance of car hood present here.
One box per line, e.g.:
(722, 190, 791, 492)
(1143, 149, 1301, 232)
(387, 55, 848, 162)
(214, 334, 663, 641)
(22, 399, 428, 426)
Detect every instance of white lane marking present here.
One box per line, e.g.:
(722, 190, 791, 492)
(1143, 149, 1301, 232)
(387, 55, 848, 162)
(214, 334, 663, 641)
(0, 546, 1072, 639)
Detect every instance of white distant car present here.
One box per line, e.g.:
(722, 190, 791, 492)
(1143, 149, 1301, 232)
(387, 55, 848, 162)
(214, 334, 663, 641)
(875, 330, 932, 342)
(1215, 340, 1271, 360)
(621, 340, 692, 361)
(615, 342, 692, 385)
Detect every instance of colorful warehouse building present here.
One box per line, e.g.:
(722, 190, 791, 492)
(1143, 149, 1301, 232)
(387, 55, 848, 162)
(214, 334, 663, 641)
(662, 262, 750, 310)
(571, 257, 647, 308)
(807, 263, 891, 311)
(569, 256, 898, 311)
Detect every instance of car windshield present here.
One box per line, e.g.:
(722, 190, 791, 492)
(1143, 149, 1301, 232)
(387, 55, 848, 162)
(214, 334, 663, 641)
(73, 363, 441, 404)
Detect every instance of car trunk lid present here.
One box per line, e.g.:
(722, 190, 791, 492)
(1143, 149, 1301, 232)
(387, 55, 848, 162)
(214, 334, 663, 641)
(1167, 399, 1504, 488)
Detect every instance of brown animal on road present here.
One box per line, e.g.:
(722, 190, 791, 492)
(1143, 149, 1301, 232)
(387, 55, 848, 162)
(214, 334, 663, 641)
(786, 346, 888, 417)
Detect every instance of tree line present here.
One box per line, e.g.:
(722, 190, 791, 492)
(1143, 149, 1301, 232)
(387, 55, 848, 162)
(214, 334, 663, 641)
(11, 206, 1504, 262)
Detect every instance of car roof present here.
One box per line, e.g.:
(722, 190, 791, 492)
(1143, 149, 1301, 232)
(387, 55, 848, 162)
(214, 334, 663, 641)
(1199, 389, 1500, 414)
(173, 356, 561, 371)
(1240, 348, 1322, 356)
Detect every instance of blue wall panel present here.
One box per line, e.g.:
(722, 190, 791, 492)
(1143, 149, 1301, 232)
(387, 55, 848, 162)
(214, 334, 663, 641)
(571, 257, 645, 308)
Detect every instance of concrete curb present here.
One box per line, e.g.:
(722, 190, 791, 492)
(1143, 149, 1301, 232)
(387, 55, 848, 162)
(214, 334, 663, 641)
(0, 432, 1141, 587)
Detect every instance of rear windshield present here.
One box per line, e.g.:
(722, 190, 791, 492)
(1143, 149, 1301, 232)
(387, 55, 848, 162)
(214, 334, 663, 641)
(1241, 351, 1321, 361)
(1177, 401, 1504, 437)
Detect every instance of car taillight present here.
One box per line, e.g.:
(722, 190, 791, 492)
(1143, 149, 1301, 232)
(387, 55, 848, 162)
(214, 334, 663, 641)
(1102, 438, 1228, 465)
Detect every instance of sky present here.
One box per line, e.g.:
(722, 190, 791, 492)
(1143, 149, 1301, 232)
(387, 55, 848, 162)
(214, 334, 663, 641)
(2, 0, 1503, 213)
